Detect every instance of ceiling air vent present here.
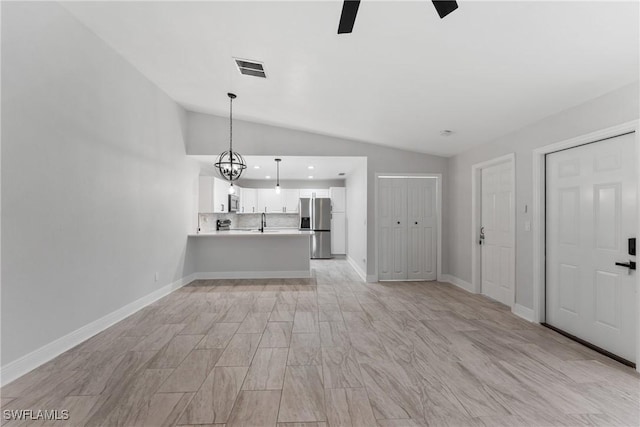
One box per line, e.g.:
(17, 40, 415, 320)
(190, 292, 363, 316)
(234, 58, 266, 78)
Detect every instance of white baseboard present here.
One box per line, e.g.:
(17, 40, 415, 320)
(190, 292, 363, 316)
(512, 303, 536, 322)
(0, 273, 197, 387)
(366, 274, 378, 283)
(195, 270, 311, 280)
(346, 256, 367, 282)
(441, 274, 475, 293)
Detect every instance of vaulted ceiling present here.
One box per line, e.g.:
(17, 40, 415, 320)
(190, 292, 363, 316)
(61, 1, 639, 156)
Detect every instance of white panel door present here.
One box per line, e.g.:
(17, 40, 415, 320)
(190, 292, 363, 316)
(481, 162, 514, 305)
(331, 212, 346, 254)
(546, 133, 637, 363)
(378, 178, 408, 280)
(407, 178, 437, 280)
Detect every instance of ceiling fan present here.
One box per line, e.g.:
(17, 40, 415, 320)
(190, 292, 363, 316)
(338, 0, 458, 34)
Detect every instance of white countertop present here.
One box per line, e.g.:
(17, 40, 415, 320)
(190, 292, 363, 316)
(189, 229, 313, 237)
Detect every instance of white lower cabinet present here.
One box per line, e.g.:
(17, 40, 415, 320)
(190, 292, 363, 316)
(331, 212, 346, 254)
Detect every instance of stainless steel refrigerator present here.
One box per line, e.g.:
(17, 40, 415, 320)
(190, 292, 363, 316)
(299, 197, 332, 259)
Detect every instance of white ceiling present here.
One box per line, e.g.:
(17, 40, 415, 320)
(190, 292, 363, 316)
(193, 155, 364, 180)
(61, 1, 639, 157)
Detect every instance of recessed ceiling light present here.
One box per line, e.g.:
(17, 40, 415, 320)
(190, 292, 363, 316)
(265, 175, 271, 179)
(308, 176, 314, 179)
(308, 166, 314, 170)
(253, 165, 260, 169)
(440, 130, 454, 137)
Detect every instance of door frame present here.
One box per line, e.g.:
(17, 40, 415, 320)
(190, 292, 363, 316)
(374, 173, 443, 282)
(531, 119, 640, 372)
(471, 153, 516, 308)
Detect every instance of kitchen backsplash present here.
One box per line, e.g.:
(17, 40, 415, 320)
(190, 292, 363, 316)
(198, 213, 299, 232)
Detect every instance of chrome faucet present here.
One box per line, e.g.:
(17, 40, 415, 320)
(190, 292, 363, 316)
(259, 212, 266, 233)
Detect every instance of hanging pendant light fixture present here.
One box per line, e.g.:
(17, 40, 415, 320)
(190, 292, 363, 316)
(214, 93, 247, 194)
(274, 158, 281, 194)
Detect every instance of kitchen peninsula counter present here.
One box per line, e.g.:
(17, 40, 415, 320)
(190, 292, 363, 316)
(187, 229, 312, 279)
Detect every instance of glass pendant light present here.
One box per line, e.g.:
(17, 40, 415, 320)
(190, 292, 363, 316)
(214, 93, 247, 187)
(274, 158, 281, 194)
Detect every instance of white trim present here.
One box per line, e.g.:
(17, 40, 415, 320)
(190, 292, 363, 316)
(512, 303, 535, 322)
(195, 270, 311, 279)
(471, 153, 517, 308)
(346, 255, 367, 282)
(374, 172, 443, 282)
(531, 119, 640, 372)
(442, 274, 475, 293)
(0, 273, 197, 387)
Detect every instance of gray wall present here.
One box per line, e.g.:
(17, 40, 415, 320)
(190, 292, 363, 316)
(1, 2, 199, 365)
(345, 159, 368, 276)
(446, 81, 639, 309)
(187, 112, 448, 277)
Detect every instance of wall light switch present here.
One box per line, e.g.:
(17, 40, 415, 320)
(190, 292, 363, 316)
(524, 221, 531, 232)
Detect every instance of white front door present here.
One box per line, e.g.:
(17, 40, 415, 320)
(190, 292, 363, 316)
(407, 178, 437, 280)
(481, 161, 515, 306)
(546, 132, 637, 363)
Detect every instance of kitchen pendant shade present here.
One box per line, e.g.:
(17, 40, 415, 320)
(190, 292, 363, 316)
(214, 150, 247, 181)
(214, 93, 247, 182)
(274, 158, 281, 193)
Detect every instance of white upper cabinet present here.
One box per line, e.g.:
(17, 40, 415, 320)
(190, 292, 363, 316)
(299, 188, 330, 198)
(198, 176, 230, 213)
(240, 188, 257, 214)
(202, 183, 328, 215)
(256, 188, 300, 213)
(329, 187, 346, 212)
(257, 189, 283, 213)
(212, 177, 229, 213)
(283, 189, 300, 213)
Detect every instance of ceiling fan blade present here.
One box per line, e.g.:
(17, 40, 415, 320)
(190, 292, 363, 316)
(337, 0, 361, 34)
(432, 0, 458, 19)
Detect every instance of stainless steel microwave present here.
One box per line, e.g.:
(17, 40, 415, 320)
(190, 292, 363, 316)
(228, 194, 240, 213)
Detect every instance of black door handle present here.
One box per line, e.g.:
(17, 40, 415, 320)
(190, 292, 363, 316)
(397, 221, 400, 225)
(615, 261, 636, 270)
(415, 221, 418, 225)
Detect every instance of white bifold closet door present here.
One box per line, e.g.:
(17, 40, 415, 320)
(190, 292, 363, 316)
(378, 177, 437, 281)
(546, 132, 637, 363)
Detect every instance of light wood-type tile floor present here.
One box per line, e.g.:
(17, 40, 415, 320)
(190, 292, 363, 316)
(2, 260, 639, 426)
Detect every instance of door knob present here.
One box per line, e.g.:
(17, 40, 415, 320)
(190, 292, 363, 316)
(615, 260, 636, 271)
(415, 221, 418, 225)
(397, 221, 400, 225)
